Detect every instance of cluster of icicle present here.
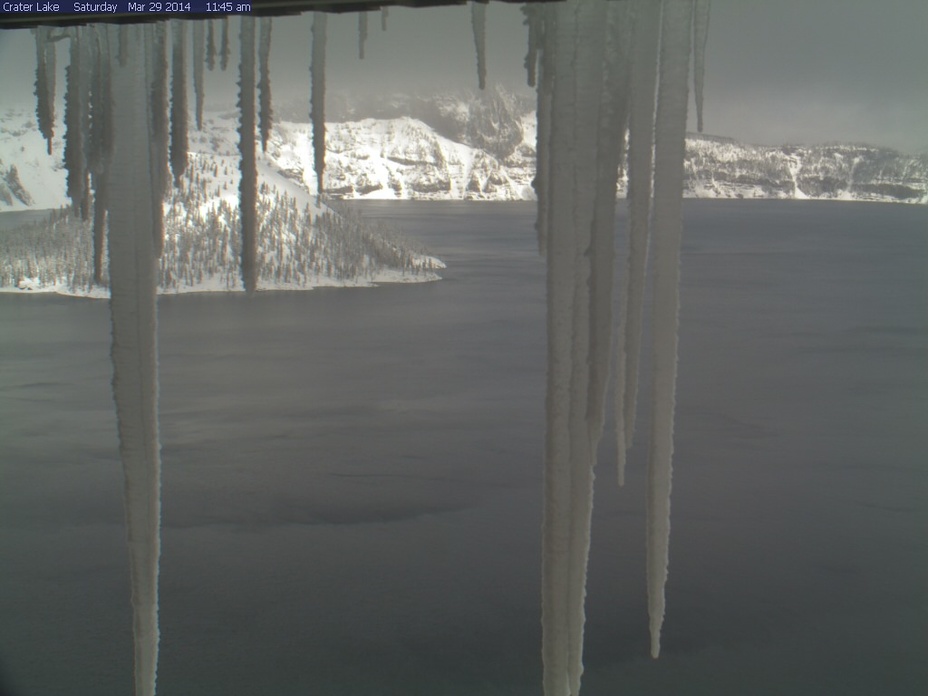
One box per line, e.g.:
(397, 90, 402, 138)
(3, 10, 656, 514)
(32, 16, 275, 695)
(526, 0, 710, 694)
(32, 2, 709, 694)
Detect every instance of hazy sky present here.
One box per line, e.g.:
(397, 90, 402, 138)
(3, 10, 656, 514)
(0, 0, 925, 151)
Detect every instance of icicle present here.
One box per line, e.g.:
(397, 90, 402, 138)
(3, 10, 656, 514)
(239, 16, 258, 292)
(64, 27, 88, 219)
(540, 2, 609, 695)
(206, 19, 216, 71)
(193, 20, 205, 130)
(381, 6, 388, 31)
(358, 12, 368, 60)
(34, 27, 55, 155)
(587, 0, 633, 448)
(646, 0, 694, 660)
(149, 22, 169, 258)
(522, 4, 541, 88)
(88, 27, 113, 286)
(258, 17, 273, 153)
(693, 0, 710, 132)
(616, 0, 661, 486)
(310, 11, 327, 196)
(220, 16, 230, 71)
(533, 4, 553, 255)
(170, 20, 188, 185)
(106, 23, 162, 696)
(471, 1, 487, 90)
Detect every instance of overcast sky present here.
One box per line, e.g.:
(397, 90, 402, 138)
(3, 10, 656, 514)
(0, 0, 925, 151)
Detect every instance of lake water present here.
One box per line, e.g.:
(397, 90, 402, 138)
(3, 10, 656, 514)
(1, 201, 926, 695)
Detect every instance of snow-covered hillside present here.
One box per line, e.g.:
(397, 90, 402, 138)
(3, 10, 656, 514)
(0, 106, 444, 296)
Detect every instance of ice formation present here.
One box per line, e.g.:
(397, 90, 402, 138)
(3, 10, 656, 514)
(64, 27, 87, 218)
(358, 11, 368, 60)
(220, 16, 230, 71)
(26, 4, 707, 693)
(239, 16, 258, 292)
(169, 20, 188, 184)
(471, 1, 487, 90)
(310, 11, 327, 195)
(107, 24, 162, 696)
(615, 0, 661, 485)
(645, 0, 693, 659)
(258, 17, 273, 153)
(206, 18, 216, 71)
(33, 26, 55, 153)
(381, 6, 388, 31)
(522, 3, 540, 87)
(193, 21, 205, 130)
(535, 0, 700, 691)
(693, 0, 711, 133)
(149, 22, 169, 258)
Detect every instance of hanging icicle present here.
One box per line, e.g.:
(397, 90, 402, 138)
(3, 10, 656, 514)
(693, 0, 711, 133)
(193, 20, 205, 130)
(220, 15, 230, 71)
(34, 27, 56, 155)
(521, 3, 541, 88)
(169, 20, 188, 185)
(239, 16, 258, 292)
(88, 27, 113, 286)
(64, 27, 88, 219)
(258, 17, 273, 153)
(540, 2, 609, 695)
(533, 2, 555, 255)
(381, 6, 388, 31)
(206, 18, 216, 71)
(646, 0, 694, 661)
(471, 1, 487, 90)
(358, 12, 368, 60)
(150, 22, 169, 258)
(310, 11, 327, 197)
(616, 0, 662, 486)
(105, 23, 162, 696)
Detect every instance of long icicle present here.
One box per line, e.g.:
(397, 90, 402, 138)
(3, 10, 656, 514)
(587, 0, 633, 448)
(310, 11, 327, 197)
(647, 0, 694, 660)
(522, 3, 541, 88)
(64, 27, 87, 218)
(541, 2, 608, 695)
(220, 15, 230, 71)
(169, 20, 188, 184)
(150, 22, 169, 258)
(693, 0, 710, 133)
(239, 16, 258, 292)
(206, 18, 216, 71)
(381, 6, 388, 31)
(34, 27, 55, 154)
(616, 0, 662, 486)
(107, 23, 162, 696)
(258, 17, 273, 153)
(193, 20, 205, 130)
(471, 1, 487, 90)
(533, 3, 553, 256)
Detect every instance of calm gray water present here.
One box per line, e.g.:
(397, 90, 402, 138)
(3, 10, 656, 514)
(1, 201, 926, 695)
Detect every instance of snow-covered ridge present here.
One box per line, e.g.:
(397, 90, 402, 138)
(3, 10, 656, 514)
(2, 91, 927, 211)
(0, 106, 444, 296)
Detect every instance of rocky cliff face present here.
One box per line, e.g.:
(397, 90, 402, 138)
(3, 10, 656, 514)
(683, 135, 928, 203)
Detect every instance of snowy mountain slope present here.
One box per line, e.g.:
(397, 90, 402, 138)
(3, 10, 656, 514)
(0, 106, 443, 296)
